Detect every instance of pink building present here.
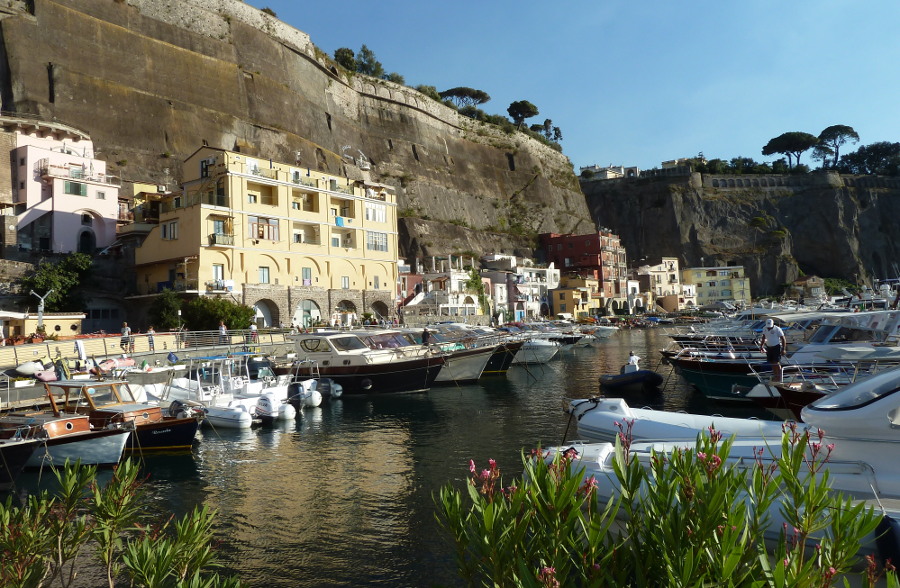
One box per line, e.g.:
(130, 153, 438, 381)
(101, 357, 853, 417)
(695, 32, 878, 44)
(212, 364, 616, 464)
(5, 116, 120, 253)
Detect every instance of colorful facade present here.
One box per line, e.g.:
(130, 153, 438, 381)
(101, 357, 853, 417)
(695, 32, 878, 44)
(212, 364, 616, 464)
(681, 265, 751, 307)
(133, 147, 398, 327)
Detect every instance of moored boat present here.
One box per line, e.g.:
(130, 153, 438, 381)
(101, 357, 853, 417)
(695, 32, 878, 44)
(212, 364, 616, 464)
(43, 379, 201, 452)
(0, 412, 130, 468)
(284, 331, 445, 395)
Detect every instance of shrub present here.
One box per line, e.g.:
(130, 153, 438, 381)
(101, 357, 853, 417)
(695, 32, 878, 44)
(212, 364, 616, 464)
(436, 426, 899, 587)
(0, 459, 243, 587)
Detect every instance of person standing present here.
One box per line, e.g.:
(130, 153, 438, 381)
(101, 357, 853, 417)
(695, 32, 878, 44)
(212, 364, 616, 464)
(759, 318, 787, 382)
(628, 351, 641, 366)
(250, 322, 258, 342)
(120, 322, 131, 351)
(219, 320, 228, 345)
(147, 326, 156, 351)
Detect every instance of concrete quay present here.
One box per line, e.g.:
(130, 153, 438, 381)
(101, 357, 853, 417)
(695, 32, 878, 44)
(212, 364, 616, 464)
(0, 329, 296, 412)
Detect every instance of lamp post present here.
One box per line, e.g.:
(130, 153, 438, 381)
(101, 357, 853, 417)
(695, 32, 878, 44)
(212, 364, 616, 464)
(30, 289, 53, 333)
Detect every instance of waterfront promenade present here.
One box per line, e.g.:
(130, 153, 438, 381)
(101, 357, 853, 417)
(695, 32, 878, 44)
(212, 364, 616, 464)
(0, 329, 296, 411)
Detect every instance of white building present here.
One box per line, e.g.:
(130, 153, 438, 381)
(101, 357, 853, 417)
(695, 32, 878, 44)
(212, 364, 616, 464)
(4, 116, 121, 253)
(481, 254, 560, 321)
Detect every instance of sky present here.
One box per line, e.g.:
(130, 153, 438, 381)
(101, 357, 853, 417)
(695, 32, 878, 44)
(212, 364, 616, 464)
(244, 0, 900, 172)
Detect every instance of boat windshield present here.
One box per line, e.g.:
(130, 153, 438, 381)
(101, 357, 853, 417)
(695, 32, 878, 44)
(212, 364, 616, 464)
(808, 367, 900, 410)
(808, 325, 883, 344)
(330, 336, 368, 352)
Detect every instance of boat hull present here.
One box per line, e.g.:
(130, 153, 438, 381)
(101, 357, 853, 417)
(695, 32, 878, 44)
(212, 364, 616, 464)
(481, 341, 524, 376)
(27, 428, 130, 468)
(291, 356, 444, 395)
(511, 340, 559, 365)
(433, 346, 494, 385)
(0, 439, 41, 489)
(599, 370, 664, 392)
(128, 417, 200, 452)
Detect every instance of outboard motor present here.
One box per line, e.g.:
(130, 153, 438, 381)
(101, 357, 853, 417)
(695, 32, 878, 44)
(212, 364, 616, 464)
(318, 378, 343, 399)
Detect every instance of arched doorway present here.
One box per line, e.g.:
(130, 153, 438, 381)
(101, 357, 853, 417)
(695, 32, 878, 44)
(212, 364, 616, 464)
(332, 300, 357, 327)
(252, 299, 279, 328)
(78, 229, 96, 253)
(293, 299, 321, 328)
(370, 301, 390, 321)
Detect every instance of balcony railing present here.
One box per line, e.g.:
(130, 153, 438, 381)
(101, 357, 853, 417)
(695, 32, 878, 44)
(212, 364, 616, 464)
(38, 161, 121, 186)
(249, 168, 277, 180)
(208, 233, 235, 246)
(292, 176, 318, 188)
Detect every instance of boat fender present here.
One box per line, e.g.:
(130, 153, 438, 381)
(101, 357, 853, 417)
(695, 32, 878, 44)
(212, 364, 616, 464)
(875, 515, 900, 565)
(360, 378, 373, 390)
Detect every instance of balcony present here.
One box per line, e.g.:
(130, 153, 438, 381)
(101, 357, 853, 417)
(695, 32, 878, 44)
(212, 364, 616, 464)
(291, 176, 318, 188)
(38, 161, 121, 186)
(208, 233, 235, 246)
(249, 168, 277, 180)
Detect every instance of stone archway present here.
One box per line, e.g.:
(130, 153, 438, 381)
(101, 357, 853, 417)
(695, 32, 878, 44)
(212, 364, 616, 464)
(370, 301, 389, 320)
(293, 299, 321, 328)
(252, 299, 280, 328)
(331, 300, 357, 328)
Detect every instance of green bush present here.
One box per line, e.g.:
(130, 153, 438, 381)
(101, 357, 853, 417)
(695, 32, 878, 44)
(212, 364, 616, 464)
(436, 425, 899, 587)
(0, 459, 243, 587)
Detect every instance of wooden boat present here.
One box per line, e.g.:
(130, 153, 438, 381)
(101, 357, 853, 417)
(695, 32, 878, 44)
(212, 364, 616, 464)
(0, 412, 130, 468)
(43, 379, 201, 452)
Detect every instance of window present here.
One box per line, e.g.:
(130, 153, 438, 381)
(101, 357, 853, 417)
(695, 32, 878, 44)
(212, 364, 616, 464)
(341, 276, 350, 289)
(81, 214, 92, 226)
(19, 157, 25, 166)
(302, 267, 312, 286)
(365, 202, 386, 222)
(366, 231, 388, 252)
(96, 191, 106, 200)
(559, 293, 565, 300)
(293, 231, 302, 243)
(292, 201, 301, 210)
(560, 304, 566, 312)
(330, 207, 338, 217)
(258, 266, 270, 284)
(248, 193, 258, 204)
(200, 158, 214, 178)
(161, 220, 178, 240)
(65, 181, 87, 196)
(213, 219, 226, 235)
(249, 216, 278, 241)
(331, 236, 340, 247)
(374, 276, 380, 289)
(212, 264, 224, 281)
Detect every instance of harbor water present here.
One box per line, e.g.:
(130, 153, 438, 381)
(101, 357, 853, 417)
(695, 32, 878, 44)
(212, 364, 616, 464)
(11, 329, 775, 587)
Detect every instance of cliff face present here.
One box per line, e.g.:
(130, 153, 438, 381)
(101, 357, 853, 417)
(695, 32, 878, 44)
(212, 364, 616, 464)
(0, 0, 594, 261)
(582, 171, 900, 296)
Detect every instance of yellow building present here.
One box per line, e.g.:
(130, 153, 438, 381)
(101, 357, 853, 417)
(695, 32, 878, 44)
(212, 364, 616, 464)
(134, 147, 399, 327)
(681, 265, 751, 307)
(550, 275, 603, 318)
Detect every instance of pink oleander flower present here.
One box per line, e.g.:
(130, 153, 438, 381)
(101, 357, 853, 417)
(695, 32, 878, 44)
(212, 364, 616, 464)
(538, 566, 560, 588)
(469, 459, 476, 474)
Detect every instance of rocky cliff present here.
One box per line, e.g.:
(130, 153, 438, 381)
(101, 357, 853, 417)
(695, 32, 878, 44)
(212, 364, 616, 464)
(0, 0, 594, 262)
(582, 170, 900, 296)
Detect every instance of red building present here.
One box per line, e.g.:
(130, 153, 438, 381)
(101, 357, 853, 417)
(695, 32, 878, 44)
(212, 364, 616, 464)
(540, 230, 628, 299)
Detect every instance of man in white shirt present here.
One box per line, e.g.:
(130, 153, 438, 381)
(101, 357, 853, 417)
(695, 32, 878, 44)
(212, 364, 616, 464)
(759, 318, 787, 382)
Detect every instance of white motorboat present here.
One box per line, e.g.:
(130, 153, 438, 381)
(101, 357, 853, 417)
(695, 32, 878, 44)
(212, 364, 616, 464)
(156, 357, 279, 429)
(562, 365, 900, 500)
(567, 396, 784, 443)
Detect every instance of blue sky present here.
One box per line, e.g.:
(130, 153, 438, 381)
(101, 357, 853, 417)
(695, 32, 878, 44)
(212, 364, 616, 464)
(245, 0, 900, 172)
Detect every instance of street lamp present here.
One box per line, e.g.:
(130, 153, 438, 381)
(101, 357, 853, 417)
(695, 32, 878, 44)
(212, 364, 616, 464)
(30, 289, 53, 332)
